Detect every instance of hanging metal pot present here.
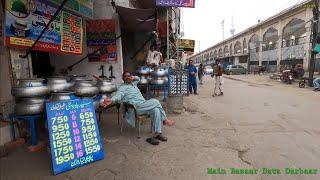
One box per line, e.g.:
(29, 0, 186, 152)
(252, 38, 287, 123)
(96, 79, 117, 94)
(47, 76, 73, 92)
(11, 79, 49, 98)
(14, 97, 46, 115)
(72, 80, 99, 97)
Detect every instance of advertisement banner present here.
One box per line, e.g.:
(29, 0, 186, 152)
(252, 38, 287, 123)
(50, 0, 93, 18)
(86, 20, 117, 62)
(156, 0, 195, 8)
(178, 39, 195, 52)
(46, 99, 104, 175)
(5, 0, 83, 55)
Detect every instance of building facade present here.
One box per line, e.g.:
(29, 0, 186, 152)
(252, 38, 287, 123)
(187, 0, 320, 72)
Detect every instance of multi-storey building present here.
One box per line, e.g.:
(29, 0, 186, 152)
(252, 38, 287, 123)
(187, 0, 320, 72)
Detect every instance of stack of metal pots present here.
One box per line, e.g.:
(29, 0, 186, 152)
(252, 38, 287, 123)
(137, 66, 152, 85)
(150, 67, 169, 85)
(11, 79, 50, 115)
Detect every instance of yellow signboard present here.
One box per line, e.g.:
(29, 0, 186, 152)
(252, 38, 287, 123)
(178, 39, 195, 52)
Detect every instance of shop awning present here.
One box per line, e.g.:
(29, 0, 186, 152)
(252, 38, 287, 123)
(116, 6, 155, 32)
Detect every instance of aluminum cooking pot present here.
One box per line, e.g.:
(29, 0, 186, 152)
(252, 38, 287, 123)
(72, 80, 99, 97)
(96, 79, 117, 93)
(138, 76, 150, 85)
(150, 77, 167, 85)
(47, 76, 73, 92)
(151, 67, 168, 77)
(11, 79, 49, 98)
(137, 66, 151, 75)
(14, 97, 45, 115)
(49, 91, 76, 102)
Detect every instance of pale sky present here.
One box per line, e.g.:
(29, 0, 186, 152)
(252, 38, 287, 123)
(182, 0, 302, 53)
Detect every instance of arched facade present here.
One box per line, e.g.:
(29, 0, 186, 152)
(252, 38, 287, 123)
(282, 18, 306, 47)
(234, 41, 242, 54)
(263, 27, 279, 51)
(249, 34, 260, 52)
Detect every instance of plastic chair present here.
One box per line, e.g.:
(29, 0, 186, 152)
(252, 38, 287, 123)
(122, 102, 153, 138)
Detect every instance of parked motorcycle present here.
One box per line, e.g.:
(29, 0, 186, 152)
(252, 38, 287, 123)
(280, 70, 293, 84)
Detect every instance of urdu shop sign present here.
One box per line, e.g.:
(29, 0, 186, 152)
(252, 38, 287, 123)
(156, 0, 195, 8)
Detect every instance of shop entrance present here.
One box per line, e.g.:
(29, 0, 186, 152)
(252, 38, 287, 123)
(31, 51, 54, 78)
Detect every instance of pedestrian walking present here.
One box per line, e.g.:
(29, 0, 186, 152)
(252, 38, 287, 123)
(212, 60, 223, 96)
(186, 60, 198, 95)
(198, 63, 204, 85)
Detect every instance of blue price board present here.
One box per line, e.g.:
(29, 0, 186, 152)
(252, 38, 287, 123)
(46, 99, 104, 175)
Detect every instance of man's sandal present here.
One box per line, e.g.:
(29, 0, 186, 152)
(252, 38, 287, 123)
(146, 137, 159, 145)
(154, 134, 168, 142)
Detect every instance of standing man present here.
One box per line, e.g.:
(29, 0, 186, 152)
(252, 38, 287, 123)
(146, 45, 163, 67)
(198, 63, 204, 85)
(186, 60, 198, 95)
(213, 60, 223, 96)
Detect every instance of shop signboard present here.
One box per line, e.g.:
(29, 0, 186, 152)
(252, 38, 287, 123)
(178, 39, 195, 53)
(60, 11, 83, 54)
(50, 0, 93, 18)
(156, 0, 195, 8)
(86, 19, 117, 62)
(5, 0, 83, 55)
(46, 99, 104, 175)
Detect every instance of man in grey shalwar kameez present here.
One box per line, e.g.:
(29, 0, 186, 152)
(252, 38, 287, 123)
(101, 72, 174, 145)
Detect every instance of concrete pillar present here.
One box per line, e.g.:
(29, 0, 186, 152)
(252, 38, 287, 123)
(304, 8, 313, 71)
(277, 20, 283, 71)
(259, 28, 263, 66)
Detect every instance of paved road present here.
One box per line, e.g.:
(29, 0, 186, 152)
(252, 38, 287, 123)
(1, 75, 319, 180)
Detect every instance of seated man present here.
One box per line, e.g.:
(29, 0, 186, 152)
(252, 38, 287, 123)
(101, 71, 174, 145)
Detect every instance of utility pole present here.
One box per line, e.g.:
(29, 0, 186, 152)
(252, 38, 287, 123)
(309, 0, 319, 86)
